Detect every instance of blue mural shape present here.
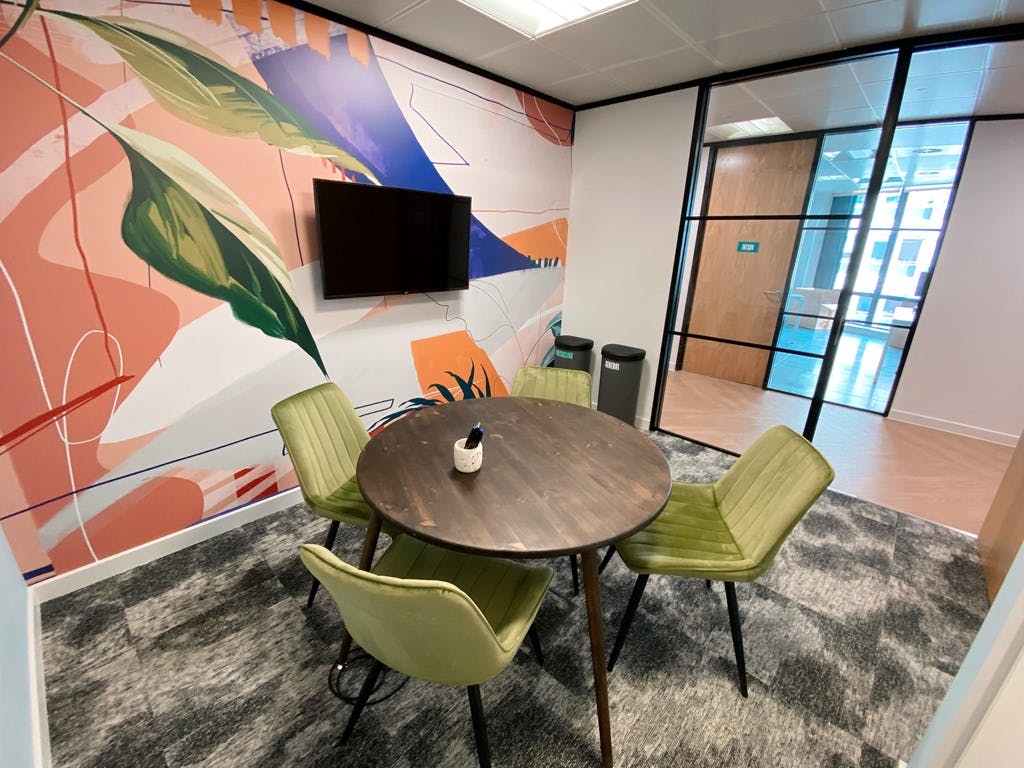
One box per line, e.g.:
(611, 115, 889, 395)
(253, 32, 537, 280)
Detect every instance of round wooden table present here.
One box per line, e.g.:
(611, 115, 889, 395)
(354, 397, 671, 767)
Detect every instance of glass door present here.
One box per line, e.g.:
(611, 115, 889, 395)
(766, 122, 969, 412)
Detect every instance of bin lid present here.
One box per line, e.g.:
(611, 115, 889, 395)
(601, 343, 645, 362)
(554, 335, 594, 351)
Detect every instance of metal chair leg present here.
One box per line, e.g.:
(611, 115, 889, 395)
(569, 554, 580, 595)
(527, 623, 544, 667)
(724, 581, 748, 698)
(607, 574, 649, 672)
(467, 684, 491, 768)
(341, 660, 384, 743)
(599, 545, 617, 574)
(705, 579, 712, 590)
(307, 520, 341, 609)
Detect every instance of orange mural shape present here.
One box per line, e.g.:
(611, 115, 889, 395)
(516, 91, 574, 146)
(46, 476, 205, 573)
(188, 0, 223, 25)
(410, 331, 509, 402)
(502, 217, 568, 267)
(231, 0, 264, 36)
(267, 1, 298, 47)
(347, 29, 371, 67)
(304, 13, 331, 59)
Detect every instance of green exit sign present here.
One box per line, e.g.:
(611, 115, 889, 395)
(737, 241, 760, 253)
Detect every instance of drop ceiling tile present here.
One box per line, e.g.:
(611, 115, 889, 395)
(316, 0, 421, 28)
(744, 63, 860, 100)
(602, 46, 720, 89)
(543, 72, 635, 105)
(906, 45, 991, 77)
(383, 0, 527, 62)
(475, 41, 586, 89)
(977, 67, 1024, 114)
(999, 0, 1024, 20)
(761, 86, 871, 121)
(649, 0, 825, 43)
(698, 14, 840, 71)
(537, 2, 686, 70)
(897, 97, 979, 120)
(829, 0, 1002, 45)
(989, 39, 1024, 69)
(706, 97, 774, 127)
(850, 54, 899, 86)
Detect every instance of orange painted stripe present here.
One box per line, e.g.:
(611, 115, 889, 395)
(231, 0, 263, 36)
(189, 0, 223, 24)
(267, 0, 297, 46)
(304, 12, 331, 59)
(347, 28, 371, 67)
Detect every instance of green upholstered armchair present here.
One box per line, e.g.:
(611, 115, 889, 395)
(606, 425, 835, 697)
(510, 365, 592, 407)
(272, 382, 378, 609)
(300, 535, 553, 767)
(510, 365, 593, 594)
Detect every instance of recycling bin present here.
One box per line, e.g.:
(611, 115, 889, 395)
(553, 335, 594, 373)
(597, 344, 646, 425)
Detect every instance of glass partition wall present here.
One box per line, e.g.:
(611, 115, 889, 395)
(654, 35, 1024, 451)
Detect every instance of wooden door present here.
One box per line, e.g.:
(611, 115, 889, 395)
(979, 437, 1024, 600)
(684, 139, 818, 386)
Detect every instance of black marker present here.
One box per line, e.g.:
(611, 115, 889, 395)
(464, 422, 484, 450)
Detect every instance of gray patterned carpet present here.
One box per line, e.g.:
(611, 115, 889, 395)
(41, 433, 989, 768)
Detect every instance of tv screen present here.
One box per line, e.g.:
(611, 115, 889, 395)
(313, 179, 471, 299)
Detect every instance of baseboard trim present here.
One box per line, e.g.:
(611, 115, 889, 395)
(29, 593, 48, 768)
(888, 410, 1020, 447)
(31, 488, 302, 605)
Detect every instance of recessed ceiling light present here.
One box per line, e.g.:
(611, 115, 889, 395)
(458, 0, 637, 38)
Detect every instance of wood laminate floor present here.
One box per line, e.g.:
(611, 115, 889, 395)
(660, 370, 1015, 534)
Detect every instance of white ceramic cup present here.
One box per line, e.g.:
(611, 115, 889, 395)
(453, 437, 483, 473)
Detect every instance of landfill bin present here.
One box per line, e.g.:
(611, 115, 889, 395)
(553, 335, 594, 373)
(597, 344, 646, 424)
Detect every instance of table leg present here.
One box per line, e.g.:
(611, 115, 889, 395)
(334, 512, 382, 667)
(581, 549, 613, 767)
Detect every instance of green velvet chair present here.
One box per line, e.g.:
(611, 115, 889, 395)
(272, 382, 380, 609)
(300, 535, 553, 767)
(606, 425, 835, 697)
(510, 365, 592, 407)
(510, 365, 593, 594)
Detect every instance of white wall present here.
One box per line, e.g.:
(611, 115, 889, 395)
(891, 120, 1024, 445)
(1, 535, 36, 768)
(563, 89, 697, 426)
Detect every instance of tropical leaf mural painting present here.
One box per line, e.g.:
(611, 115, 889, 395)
(2, 54, 327, 374)
(370, 362, 494, 432)
(44, 10, 381, 183)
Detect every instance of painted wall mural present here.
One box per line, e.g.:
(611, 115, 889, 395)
(0, 0, 573, 582)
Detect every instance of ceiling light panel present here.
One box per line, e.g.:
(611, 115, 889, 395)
(457, 0, 636, 38)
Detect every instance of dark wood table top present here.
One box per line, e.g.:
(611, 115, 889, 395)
(357, 397, 672, 558)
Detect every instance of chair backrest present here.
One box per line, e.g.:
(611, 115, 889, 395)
(271, 383, 369, 508)
(510, 366, 592, 408)
(714, 425, 835, 566)
(298, 544, 508, 686)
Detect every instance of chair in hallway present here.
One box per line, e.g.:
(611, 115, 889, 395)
(606, 425, 834, 697)
(272, 382, 384, 609)
(510, 365, 593, 594)
(300, 535, 553, 768)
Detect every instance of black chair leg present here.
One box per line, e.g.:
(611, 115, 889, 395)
(599, 545, 617, 574)
(724, 581, 748, 698)
(705, 579, 712, 590)
(467, 684, 491, 768)
(607, 573, 649, 672)
(569, 555, 580, 595)
(307, 520, 340, 609)
(527, 623, 544, 667)
(341, 660, 384, 743)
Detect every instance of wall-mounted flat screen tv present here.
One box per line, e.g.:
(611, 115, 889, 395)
(313, 178, 471, 299)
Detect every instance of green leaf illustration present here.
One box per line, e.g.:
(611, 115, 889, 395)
(109, 123, 327, 374)
(0, 0, 40, 50)
(46, 10, 380, 183)
(0, 49, 326, 374)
